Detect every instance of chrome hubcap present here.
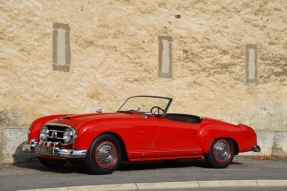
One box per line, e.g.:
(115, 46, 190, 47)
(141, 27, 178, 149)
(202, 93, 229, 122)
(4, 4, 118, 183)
(213, 140, 230, 163)
(95, 141, 117, 168)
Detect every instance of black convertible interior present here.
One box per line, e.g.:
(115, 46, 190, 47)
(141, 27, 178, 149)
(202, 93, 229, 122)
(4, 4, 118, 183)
(165, 113, 202, 124)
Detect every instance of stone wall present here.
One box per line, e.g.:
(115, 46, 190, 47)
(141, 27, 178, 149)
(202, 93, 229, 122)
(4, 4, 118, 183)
(1, 0, 286, 133)
(0, 128, 32, 163)
(0, 128, 286, 163)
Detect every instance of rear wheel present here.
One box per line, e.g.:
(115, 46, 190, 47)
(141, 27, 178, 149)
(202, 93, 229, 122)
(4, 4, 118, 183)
(38, 157, 67, 167)
(85, 134, 122, 174)
(204, 138, 234, 168)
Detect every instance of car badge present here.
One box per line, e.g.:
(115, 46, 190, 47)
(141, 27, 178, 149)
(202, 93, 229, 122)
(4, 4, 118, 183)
(51, 131, 57, 138)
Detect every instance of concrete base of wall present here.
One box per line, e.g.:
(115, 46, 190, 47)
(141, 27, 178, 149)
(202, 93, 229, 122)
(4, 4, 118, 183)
(0, 128, 286, 164)
(239, 130, 287, 157)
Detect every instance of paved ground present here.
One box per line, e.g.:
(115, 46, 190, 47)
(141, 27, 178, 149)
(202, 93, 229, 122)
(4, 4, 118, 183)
(0, 156, 286, 191)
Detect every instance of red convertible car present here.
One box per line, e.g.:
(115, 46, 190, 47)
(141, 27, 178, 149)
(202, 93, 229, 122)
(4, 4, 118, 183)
(23, 95, 260, 174)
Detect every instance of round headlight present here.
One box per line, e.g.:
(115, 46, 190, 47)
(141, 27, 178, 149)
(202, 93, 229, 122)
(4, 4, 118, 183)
(63, 128, 74, 144)
(39, 126, 49, 141)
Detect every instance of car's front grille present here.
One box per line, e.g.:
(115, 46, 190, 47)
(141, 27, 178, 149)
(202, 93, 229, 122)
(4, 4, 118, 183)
(44, 123, 72, 144)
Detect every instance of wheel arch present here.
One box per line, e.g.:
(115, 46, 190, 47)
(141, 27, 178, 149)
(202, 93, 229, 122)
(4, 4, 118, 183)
(201, 136, 239, 155)
(215, 137, 239, 155)
(230, 138, 239, 155)
(93, 131, 129, 161)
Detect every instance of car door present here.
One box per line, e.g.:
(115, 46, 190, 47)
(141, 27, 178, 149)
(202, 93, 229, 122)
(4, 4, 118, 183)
(157, 118, 202, 158)
(123, 115, 160, 160)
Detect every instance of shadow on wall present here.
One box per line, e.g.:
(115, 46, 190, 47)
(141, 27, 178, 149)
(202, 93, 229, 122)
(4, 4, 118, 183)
(13, 141, 37, 163)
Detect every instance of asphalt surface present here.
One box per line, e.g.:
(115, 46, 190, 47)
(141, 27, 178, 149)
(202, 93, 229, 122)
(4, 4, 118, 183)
(0, 156, 286, 191)
(138, 188, 286, 191)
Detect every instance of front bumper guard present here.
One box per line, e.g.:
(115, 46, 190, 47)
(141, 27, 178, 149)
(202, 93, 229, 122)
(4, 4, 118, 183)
(23, 139, 86, 159)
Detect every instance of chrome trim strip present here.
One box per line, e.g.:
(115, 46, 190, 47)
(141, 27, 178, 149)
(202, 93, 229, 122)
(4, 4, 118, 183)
(129, 149, 203, 155)
(23, 140, 86, 159)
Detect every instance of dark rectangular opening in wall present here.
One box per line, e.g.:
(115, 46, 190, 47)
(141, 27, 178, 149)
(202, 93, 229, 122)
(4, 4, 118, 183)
(53, 23, 71, 72)
(246, 44, 257, 85)
(158, 36, 173, 78)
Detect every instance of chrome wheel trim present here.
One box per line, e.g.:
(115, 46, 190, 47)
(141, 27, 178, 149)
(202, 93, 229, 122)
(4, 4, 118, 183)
(95, 141, 117, 169)
(212, 139, 231, 163)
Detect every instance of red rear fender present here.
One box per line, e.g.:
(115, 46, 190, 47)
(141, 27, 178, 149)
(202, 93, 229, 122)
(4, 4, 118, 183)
(199, 124, 256, 154)
(198, 123, 257, 154)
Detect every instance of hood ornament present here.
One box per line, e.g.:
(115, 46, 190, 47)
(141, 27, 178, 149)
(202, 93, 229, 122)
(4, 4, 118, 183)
(58, 116, 71, 120)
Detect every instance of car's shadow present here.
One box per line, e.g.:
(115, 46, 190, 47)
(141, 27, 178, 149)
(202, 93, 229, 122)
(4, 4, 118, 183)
(118, 159, 208, 171)
(13, 158, 243, 175)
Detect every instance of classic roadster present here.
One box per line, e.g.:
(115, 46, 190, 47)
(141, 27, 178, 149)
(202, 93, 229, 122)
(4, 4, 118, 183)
(23, 95, 260, 174)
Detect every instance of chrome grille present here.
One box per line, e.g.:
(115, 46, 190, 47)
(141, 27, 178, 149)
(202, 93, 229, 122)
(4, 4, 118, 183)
(44, 123, 72, 144)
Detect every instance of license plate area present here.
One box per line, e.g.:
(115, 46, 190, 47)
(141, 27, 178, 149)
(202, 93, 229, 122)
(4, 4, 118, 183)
(35, 145, 53, 155)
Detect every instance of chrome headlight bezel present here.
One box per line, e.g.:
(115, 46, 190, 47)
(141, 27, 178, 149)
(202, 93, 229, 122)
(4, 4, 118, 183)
(39, 126, 49, 141)
(63, 128, 75, 144)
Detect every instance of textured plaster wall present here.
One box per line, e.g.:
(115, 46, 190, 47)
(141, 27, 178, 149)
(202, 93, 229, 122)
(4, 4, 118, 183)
(0, 128, 31, 163)
(0, 0, 286, 134)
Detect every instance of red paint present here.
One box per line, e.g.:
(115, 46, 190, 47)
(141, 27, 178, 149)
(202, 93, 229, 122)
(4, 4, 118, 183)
(26, 96, 259, 165)
(27, 112, 258, 161)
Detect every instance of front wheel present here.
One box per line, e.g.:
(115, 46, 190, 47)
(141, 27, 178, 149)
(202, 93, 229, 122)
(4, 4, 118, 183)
(85, 134, 122, 174)
(204, 138, 234, 168)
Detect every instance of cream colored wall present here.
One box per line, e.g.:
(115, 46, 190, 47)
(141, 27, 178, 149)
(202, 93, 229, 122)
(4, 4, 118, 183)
(1, 0, 286, 131)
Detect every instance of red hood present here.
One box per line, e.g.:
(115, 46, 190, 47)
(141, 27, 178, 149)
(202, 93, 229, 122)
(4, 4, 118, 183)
(47, 112, 140, 130)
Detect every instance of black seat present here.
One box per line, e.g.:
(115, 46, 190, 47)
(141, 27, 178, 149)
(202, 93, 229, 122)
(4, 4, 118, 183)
(166, 113, 201, 123)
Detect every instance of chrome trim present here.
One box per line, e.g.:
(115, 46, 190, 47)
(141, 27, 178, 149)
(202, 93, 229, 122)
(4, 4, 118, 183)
(58, 116, 71, 120)
(40, 123, 77, 144)
(23, 139, 86, 159)
(117, 95, 173, 117)
(61, 128, 76, 144)
(95, 141, 116, 167)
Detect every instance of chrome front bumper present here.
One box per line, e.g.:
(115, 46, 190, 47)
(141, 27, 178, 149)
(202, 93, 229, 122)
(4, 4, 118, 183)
(23, 139, 86, 159)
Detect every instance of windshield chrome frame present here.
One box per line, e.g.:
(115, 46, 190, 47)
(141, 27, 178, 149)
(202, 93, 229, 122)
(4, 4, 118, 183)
(117, 95, 173, 116)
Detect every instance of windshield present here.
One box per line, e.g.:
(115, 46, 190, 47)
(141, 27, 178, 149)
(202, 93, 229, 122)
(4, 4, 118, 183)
(118, 96, 172, 115)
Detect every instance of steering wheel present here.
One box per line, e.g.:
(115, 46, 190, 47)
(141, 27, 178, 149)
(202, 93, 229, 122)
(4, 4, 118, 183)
(150, 106, 165, 116)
